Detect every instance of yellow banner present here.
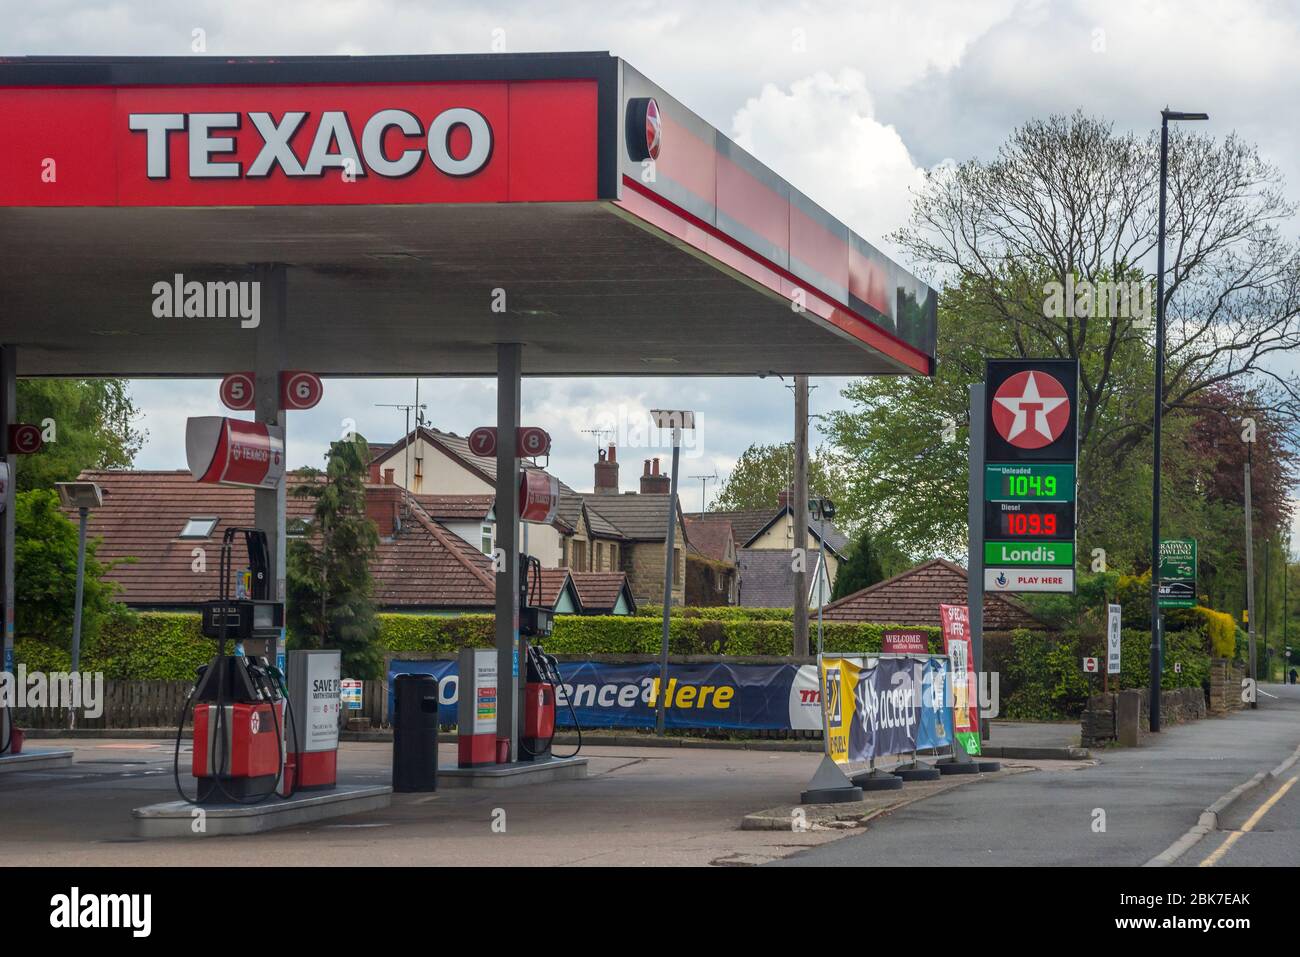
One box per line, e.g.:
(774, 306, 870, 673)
(819, 656, 859, 765)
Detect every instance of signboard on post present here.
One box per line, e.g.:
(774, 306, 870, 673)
(939, 603, 981, 756)
(185, 416, 285, 489)
(1158, 539, 1197, 608)
(982, 359, 1079, 594)
(280, 371, 324, 410)
(219, 372, 255, 411)
(1083, 657, 1099, 673)
(6, 424, 43, 455)
(1107, 604, 1122, 675)
(518, 470, 559, 524)
(468, 426, 497, 457)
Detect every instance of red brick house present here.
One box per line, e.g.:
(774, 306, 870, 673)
(68, 470, 628, 616)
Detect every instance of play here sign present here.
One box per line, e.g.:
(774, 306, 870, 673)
(984, 568, 1075, 592)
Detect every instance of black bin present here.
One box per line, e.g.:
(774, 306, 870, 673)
(392, 674, 439, 792)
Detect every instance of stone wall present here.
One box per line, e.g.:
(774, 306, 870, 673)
(1080, 685, 1209, 747)
(1208, 658, 1247, 714)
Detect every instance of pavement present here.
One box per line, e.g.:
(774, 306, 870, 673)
(0, 738, 852, 866)
(3, 693, 1294, 866)
(774, 683, 1300, 867)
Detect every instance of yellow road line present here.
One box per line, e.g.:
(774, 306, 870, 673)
(1199, 775, 1298, 867)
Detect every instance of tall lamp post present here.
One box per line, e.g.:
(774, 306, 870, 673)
(55, 481, 103, 730)
(1150, 108, 1208, 733)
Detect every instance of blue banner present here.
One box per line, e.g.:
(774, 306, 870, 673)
(385, 655, 952, 739)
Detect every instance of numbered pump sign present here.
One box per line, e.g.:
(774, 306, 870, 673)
(219, 371, 323, 411)
(982, 359, 1079, 594)
(186, 416, 285, 489)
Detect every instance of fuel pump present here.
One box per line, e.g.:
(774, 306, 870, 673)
(173, 526, 297, 803)
(517, 555, 581, 760)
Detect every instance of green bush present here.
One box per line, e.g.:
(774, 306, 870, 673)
(15, 611, 212, 680)
(1001, 626, 1210, 721)
(635, 605, 795, 621)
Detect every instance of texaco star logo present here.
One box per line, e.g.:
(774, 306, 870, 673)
(644, 98, 662, 160)
(991, 370, 1070, 449)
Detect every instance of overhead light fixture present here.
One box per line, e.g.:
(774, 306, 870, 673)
(55, 482, 104, 509)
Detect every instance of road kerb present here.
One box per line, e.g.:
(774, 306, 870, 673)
(1144, 740, 1300, 867)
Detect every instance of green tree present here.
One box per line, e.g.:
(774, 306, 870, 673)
(827, 112, 1300, 566)
(16, 379, 145, 491)
(14, 489, 133, 648)
(712, 442, 850, 518)
(286, 434, 383, 679)
(830, 525, 908, 600)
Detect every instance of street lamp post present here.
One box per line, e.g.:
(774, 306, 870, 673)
(55, 481, 103, 731)
(1150, 108, 1208, 733)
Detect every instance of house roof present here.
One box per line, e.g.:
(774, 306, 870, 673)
(525, 566, 582, 613)
(413, 494, 495, 523)
(569, 572, 636, 614)
(69, 469, 500, 610)
(736, 548, 825, 608)
(683, 517, 734, 563)
(686, 508, 774, 546)
(819, 558, 1050, 630)
(740, 506, 849, 556)
(583, 492, 689, 543)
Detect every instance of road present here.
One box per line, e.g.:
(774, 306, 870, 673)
(776, 683, 1300, 867)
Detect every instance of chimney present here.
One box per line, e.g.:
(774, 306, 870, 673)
(594, 444, 619, 494)
(640, 456, 671, 494)
(365, 483, 402, 536)
(383, 467, 396, 485)
(368, 459, 381, 484)
(777, 487, 791, 509)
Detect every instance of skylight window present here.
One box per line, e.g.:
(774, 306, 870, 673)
(179, 517, 218, 539)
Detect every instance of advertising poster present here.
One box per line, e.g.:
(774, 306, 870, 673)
(939, 603, 981, 755)
(820, 655, 954, 765)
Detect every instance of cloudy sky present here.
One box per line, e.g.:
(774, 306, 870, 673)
(6, 0, 1300, 536)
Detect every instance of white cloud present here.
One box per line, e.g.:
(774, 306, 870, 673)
(731, 69, 933, 257)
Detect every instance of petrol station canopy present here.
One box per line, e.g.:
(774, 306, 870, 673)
(0, 52, 937, 378)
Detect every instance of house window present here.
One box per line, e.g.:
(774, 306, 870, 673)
(674, 550, 683, 585)
(595, 542, 604, 570)
(179, 517, 218, 539)
(480, 523, 494, 555)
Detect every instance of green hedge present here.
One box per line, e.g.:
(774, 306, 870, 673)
(635, 605, 796, 621)
(15, 611, 945, 678)
(15, 612, 213, 680)
(997, 627, 1209, 721)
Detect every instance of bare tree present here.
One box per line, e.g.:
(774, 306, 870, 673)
(894, 111, 1300, 468)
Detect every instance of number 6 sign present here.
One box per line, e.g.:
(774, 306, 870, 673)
(280, 371, 323, 411)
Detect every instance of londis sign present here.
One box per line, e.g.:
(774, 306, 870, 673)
(0, 81, 598, 206)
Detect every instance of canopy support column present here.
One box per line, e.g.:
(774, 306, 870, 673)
(495, 342, 522, 762)
(254, 264, 287, 672)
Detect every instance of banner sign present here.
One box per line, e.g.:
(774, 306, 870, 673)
(185, 416, 285, 489)
(387, 659, 833, 731)
(1158, 539, 1197, 608)
(881, 629, 929, 655)
(939, 603, 981, 756)
(820, 655, 954, 764)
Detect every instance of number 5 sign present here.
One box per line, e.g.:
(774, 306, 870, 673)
(218, 371, 323, 411)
